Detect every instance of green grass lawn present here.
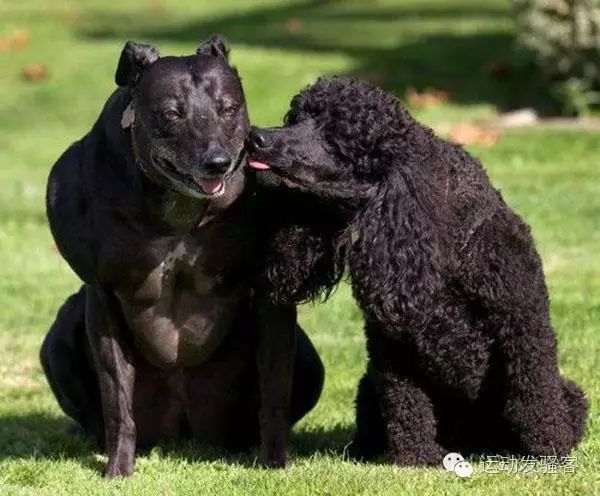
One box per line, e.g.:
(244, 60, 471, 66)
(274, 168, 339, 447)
(0, 0, 598, 494)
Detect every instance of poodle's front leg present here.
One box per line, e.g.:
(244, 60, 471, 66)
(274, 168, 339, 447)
(498, 318, 586, 457)
(371, 367, 444, 466)
(351, 372, 387, 461)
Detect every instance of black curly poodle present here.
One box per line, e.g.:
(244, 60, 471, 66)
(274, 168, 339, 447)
(246, 77, 588, 465)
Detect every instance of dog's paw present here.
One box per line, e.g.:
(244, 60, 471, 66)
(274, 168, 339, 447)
(258, 446, 288, 469)
(104, 453, 135, 478)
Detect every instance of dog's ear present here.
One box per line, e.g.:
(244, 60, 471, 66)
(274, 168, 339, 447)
(349, 170, 444, 328)
(115, 41, 160, 87)
(260, 223, 346, 305)
(197, 34, 229, 61)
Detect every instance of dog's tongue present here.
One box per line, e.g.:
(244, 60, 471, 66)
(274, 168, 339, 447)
(248, 160, 270, 170)
(197, 178, 223, 194)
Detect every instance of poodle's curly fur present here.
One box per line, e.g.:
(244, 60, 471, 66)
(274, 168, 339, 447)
(253, 77, 589, 464)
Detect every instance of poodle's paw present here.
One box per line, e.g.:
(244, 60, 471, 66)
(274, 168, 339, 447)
(518, 424, 579, 458)
(505, 393, 583, 457)
(561, 378, 589, 442)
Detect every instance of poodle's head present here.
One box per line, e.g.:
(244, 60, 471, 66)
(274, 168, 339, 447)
(247, 77, 412, 204)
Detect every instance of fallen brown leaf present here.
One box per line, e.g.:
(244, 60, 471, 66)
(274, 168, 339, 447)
(0, 28, 30, 53)
(147, 0, 168, 14)
(21, 63, 49, 82)
(284, 18, 303, 36)
(447, 123, 500, 147)
(406, 87, 448, 108)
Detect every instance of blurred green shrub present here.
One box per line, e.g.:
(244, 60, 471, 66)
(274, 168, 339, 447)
(512, 0, 600, 116)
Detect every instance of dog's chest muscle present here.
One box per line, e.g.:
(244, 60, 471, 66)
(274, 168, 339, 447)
(115, 226, 251, 369)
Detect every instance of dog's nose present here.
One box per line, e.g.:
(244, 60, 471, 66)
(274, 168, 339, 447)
(248, 128, 268, 150)
(202, 149, 231, 173)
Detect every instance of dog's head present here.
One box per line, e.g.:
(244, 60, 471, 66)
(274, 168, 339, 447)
(116, 35, 249, 199)
(246, 77, 411, 203)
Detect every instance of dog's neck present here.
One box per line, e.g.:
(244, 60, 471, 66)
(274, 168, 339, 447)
(137, 173, 212, 232)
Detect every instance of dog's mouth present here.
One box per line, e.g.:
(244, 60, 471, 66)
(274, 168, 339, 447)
(154, 158, 226, 198)
(149, 152, 249, 199)
(247, 156, 313, 192)
(196, 176, 225, 196)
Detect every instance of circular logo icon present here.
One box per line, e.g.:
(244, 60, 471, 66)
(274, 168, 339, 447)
(454, 460, 474, 478)
(442, 452, 464, 472)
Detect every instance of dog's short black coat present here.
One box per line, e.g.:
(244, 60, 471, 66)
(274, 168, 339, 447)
(40, 36, 323, 477)
(247, 77, 588, 464)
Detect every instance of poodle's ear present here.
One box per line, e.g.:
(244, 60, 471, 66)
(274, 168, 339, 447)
(115, 41, 160, 87)
(197, 34, 229, 61)
(349, 170, 444, 327)
(261, 224, 346, 305)
(255, 190, 347, 305)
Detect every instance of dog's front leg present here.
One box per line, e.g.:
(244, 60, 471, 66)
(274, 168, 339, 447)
(256, 297, 297, 468)
(85, 285, 136, 478)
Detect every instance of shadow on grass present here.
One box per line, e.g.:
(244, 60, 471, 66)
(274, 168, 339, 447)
(292, 424, 354, 457)
(0, 413, 105, 472)
(153, 423, 355, 467)
(75, 0, 547, 111)
(0, 412, 354, 472)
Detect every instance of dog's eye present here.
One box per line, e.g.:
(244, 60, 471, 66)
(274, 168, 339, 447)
(162, 109, 181, 122)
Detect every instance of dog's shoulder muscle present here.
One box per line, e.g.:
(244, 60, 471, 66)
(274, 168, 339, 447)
(46, 137, 97, 283)
(46, 88, 140, 285)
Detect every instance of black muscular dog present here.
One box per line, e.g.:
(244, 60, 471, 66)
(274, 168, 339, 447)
(247, 77, 588, 465)
(41, 37, 323, 477)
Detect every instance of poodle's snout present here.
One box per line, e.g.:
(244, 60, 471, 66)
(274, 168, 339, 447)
(247, 127, 269, 151)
